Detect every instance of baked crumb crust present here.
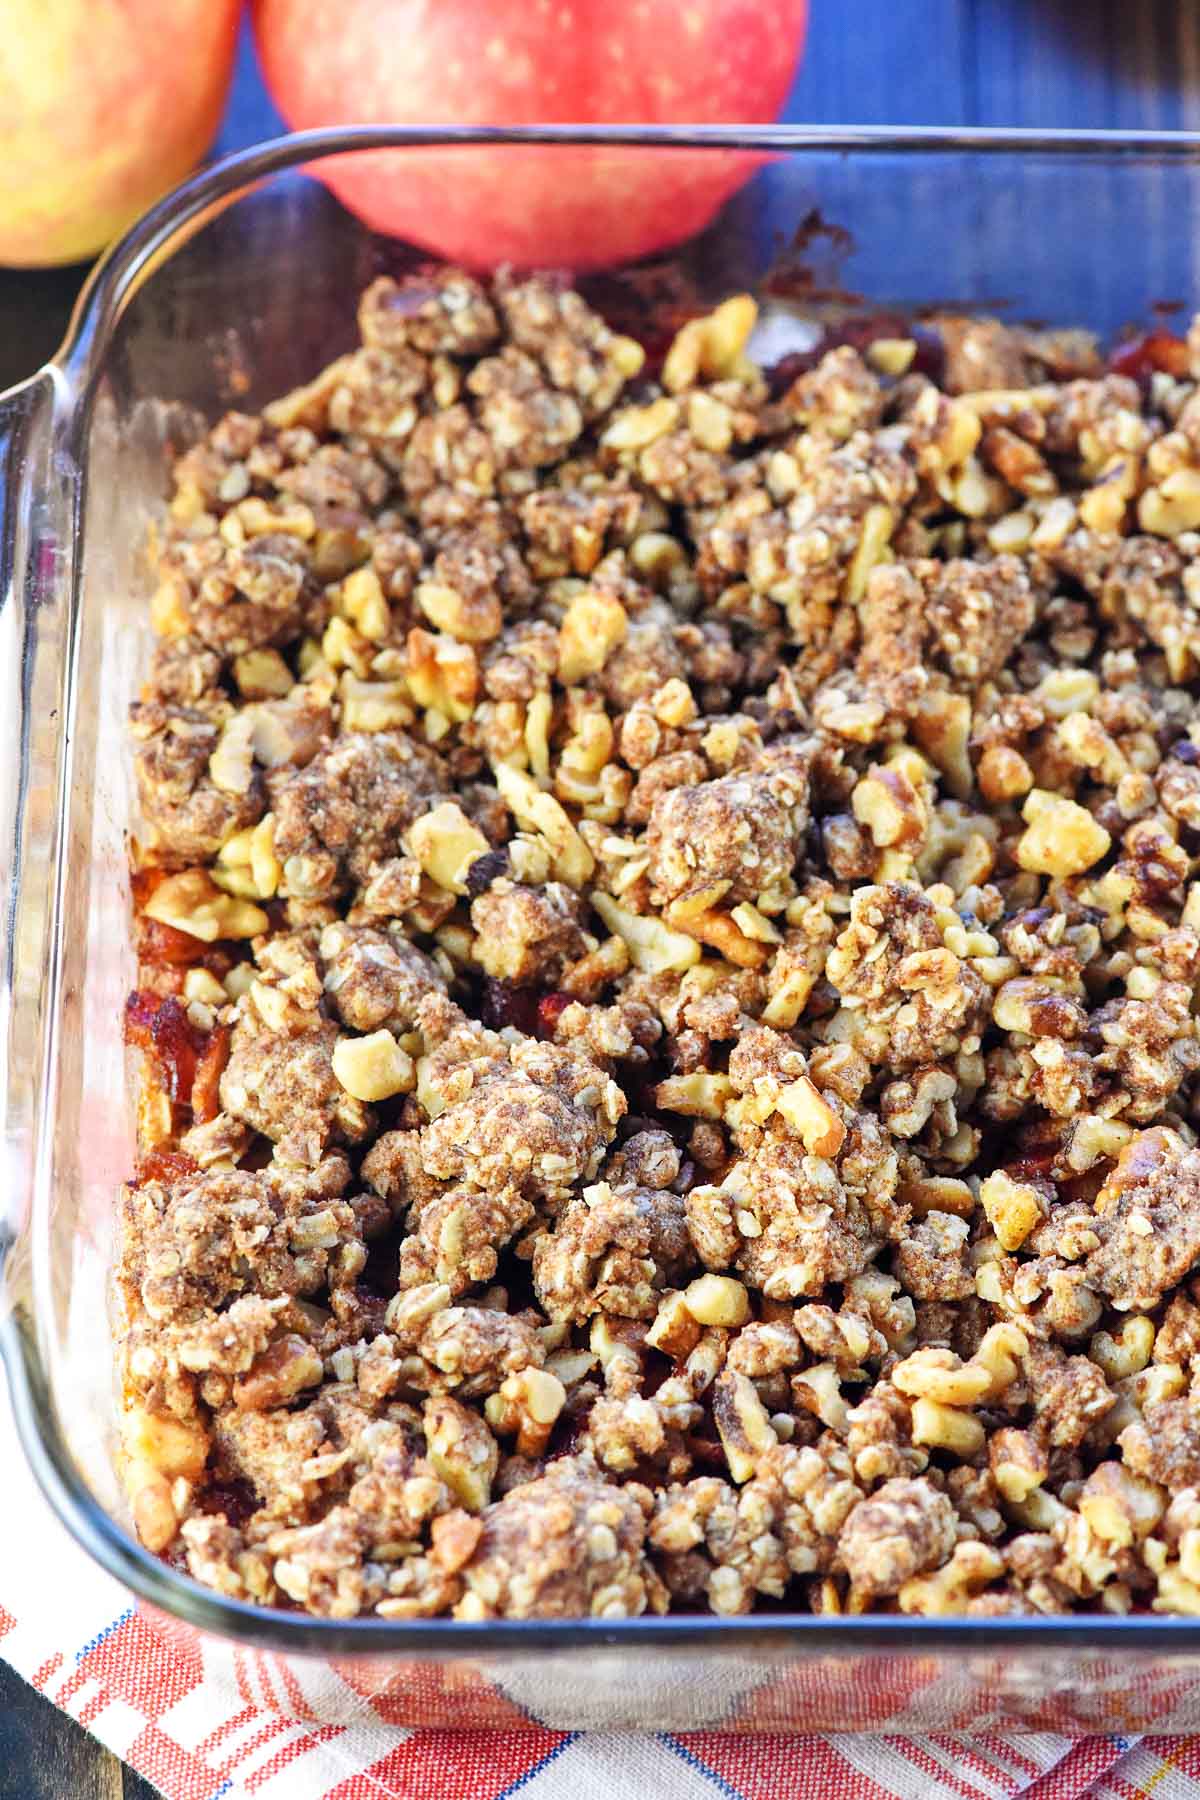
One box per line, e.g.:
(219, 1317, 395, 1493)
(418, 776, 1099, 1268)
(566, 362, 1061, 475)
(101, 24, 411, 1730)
(118, 272, 1200, 1621)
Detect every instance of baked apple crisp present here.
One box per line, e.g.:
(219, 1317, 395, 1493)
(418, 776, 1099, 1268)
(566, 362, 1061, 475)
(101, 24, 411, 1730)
(118, 269, 1200, 1620)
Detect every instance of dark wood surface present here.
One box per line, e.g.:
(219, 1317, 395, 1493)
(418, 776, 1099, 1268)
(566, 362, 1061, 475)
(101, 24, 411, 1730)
(5, 1, 1200, 1790)
(0, 1662, 151, 1799)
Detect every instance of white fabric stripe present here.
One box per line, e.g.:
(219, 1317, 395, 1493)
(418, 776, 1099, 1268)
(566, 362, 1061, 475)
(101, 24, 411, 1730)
(157, 1679, 253, 1754)
(86, 1696, 146, 1762)
(520, 1733, 721, 1800)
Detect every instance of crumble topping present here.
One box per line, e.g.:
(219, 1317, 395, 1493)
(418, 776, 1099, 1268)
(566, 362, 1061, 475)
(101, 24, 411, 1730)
(118, 269, 1200, 1619)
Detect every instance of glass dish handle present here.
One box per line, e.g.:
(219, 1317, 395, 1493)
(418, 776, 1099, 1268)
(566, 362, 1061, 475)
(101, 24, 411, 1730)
(0, 367, 76, 1324)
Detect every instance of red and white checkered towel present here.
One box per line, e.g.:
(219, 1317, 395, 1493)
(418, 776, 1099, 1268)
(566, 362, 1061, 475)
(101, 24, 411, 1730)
(3, 1377, 1198, 1800)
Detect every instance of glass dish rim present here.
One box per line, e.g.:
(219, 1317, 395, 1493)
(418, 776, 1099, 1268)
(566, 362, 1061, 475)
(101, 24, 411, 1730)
(7, 121, 1200, 1658)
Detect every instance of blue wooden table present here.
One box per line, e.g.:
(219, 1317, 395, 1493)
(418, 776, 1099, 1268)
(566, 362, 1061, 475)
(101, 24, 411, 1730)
(4, 0, 1200, 1790)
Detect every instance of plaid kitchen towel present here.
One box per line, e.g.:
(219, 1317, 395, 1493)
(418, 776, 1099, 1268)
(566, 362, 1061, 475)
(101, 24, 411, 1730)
(0, 1371, 1193, 1800)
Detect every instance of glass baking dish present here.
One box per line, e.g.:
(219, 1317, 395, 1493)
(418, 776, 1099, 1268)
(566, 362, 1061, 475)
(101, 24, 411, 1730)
(9, 125, 1200, 1733)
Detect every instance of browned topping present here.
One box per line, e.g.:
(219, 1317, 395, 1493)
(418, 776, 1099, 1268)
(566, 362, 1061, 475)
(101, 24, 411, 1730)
(120, 272, 1200, 1619)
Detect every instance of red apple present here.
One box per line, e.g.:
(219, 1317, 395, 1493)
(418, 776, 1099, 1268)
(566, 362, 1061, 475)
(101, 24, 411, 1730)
(0, 0, 240, 269)
(253, 0, 808, 270)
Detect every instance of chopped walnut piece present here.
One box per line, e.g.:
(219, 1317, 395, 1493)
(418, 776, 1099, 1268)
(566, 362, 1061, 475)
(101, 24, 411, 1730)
(1016, 790, 1112, 878)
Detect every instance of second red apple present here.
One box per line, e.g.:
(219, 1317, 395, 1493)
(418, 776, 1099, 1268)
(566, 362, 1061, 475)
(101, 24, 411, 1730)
(253, 0, 809, 269)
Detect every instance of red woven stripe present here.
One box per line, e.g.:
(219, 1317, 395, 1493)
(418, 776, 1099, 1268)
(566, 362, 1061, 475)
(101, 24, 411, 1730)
(51, 1667, 90, 1712)
(1116, 1736, 1200, 1790)
(126, 1722, 225, 1800)
(1164, 1736, 1200, 1779)
(978, 1735, 1043, 1778)
(234, 1646, 256, 1709)
(79, 1611, 202, 1716)
(274, 1656, 314, 1721)
(928, 1732, 1036, 1792)
(196, 1702, 259, 1759)
(729, 1658, 935, 1733)
(30, 1653, 63, 1692)
(254, 1649, 284, 1715)
(211, 1713, 292, 1779)
(1017, 1739, 1131, 1800)
(244, 1722, 346, 1793)
(352, 1662, 533, 1731)
(324, 1727, 567, 1800)
(676, 1732, 900, 1800)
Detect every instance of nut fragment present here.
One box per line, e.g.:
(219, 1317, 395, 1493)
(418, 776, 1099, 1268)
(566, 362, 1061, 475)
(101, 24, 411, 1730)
(971, 1324, 1028, 1396)
(601, 396, 680, 451)
(1016, 789, 1111, 877)
(990, 1427, 1047, 1503)
(484, 1366, 567, 1457)
(234, 648, 293, 698)
(661, 295, 758, 392)
(683, 1273, 750, 1328)
(331, 1029, 415, 1102)
(234, 1334, 323, 1410)
(1090, 1316, 1155, 1381)
(774, 1075, 847, 1158)
(590, 889, 699, 972)
(127, 1461, 180, 1552)
(891, 1348, 991, 1406)
(342, 565, 391, 641)
(143, 869, 269, 942)
(208, 711, 256, 796)
(1139, 467, 1200, 536)
(911, 1397, 985, 1458)
(655, 1071, 733, 1118)
(977, 745, 1034, 804)
(341, 674, 414, 732)
(495, 763, 594, 887)
(408, 802, 491, 895)
(416, 580, 501, 644)
(979, 1169, 1047, 1251)
(851, 764, 925, 849)
(558, 588, 628, 685)
(867, 337, 917, 376)
(425, 1395, 498, 1512)
(406, 627, 478, 723)
(646, 1290, 703, 1357)
(711, 1369, 777, 1482)
(900, 1541, 1004, 1616)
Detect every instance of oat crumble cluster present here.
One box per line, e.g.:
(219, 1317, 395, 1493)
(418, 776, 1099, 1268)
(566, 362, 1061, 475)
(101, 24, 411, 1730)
(118, 267, 1200, 1622)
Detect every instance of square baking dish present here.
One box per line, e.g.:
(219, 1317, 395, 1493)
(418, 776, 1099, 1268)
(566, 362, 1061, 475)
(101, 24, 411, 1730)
(7, 125, 1200, 1732)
